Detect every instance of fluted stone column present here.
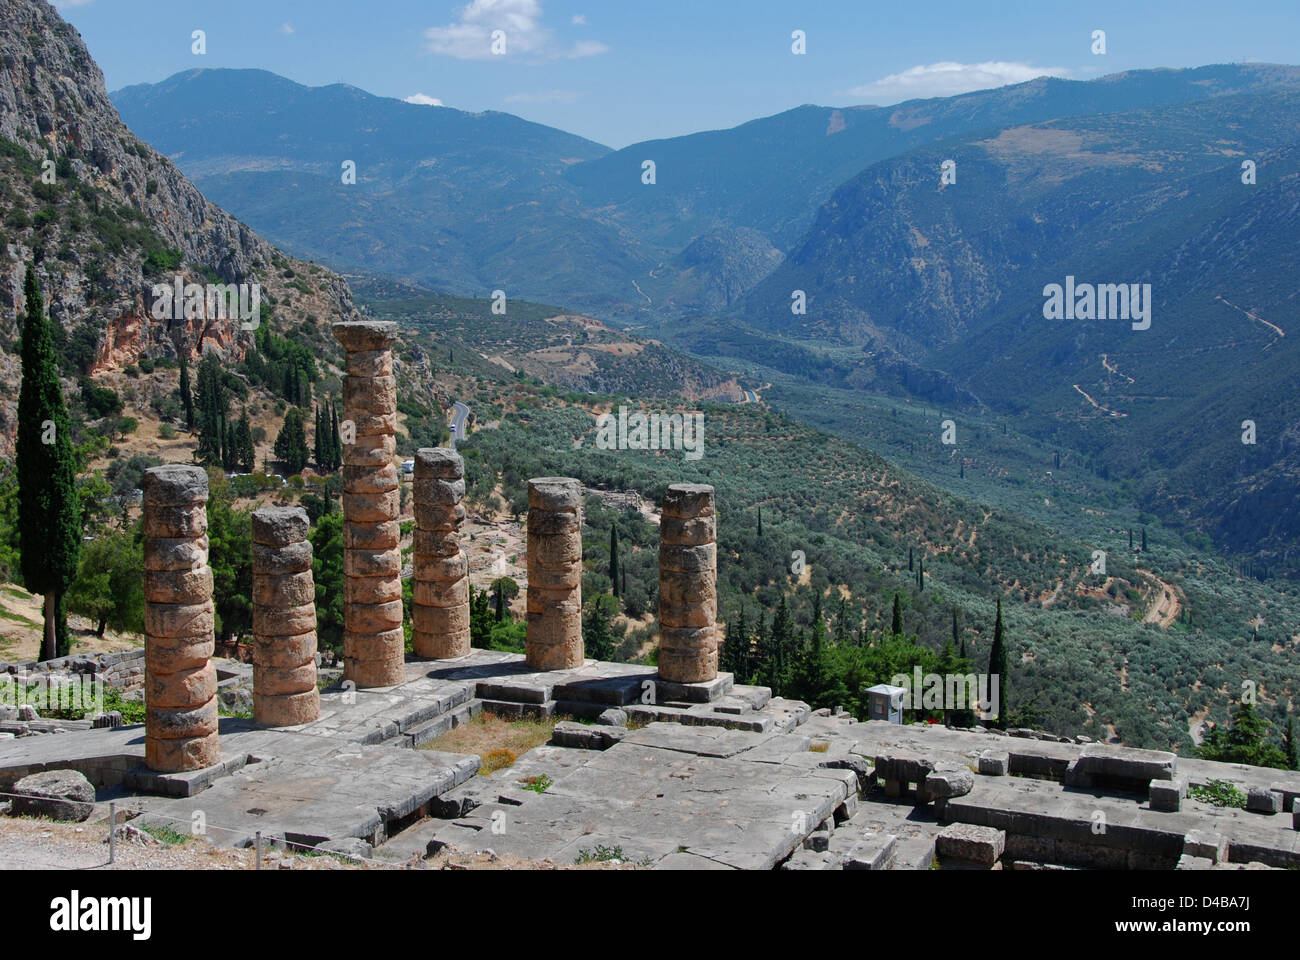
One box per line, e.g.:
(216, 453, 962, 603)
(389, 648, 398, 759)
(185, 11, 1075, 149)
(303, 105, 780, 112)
(333, 321, 404, 688)
(142, 465, 219, 772)
(525, 477, 584, 670)
(412, 448, 470, 659)
(252, 507, 319, 726)
(658, 483, 718, 684)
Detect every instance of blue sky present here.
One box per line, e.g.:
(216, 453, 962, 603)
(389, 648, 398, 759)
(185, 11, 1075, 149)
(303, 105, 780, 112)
(54, 0, 1300, 149)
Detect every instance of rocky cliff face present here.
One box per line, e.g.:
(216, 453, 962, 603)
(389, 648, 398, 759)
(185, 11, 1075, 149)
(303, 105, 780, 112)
(0, 0, 360, 453)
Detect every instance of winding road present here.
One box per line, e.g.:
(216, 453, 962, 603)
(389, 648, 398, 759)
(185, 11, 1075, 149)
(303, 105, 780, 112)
(450, 401, 470, 448)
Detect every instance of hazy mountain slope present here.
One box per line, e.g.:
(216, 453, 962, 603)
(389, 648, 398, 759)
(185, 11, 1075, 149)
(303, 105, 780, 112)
(726, 89, 1300, 570)
(0, 0, 359, 452)
(110, 64, 1300, 321)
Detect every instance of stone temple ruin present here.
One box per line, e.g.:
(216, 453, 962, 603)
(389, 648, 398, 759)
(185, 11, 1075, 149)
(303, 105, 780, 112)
(2, 320, 1299, 870)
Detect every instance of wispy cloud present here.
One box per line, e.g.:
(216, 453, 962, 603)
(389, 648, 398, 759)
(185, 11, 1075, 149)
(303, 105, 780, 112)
(278, 22, 295, 36)
(404, 93, 446, 106)
(847, 61, 1071, 103)
(51, 0, 96, 8)
(423, 0, 607, 61)
(504, 89, 579, 104)
(571, 14, 587, 25)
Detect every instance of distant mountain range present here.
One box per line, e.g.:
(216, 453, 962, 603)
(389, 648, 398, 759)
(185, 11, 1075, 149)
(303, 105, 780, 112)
(113, 63, 1300, 571)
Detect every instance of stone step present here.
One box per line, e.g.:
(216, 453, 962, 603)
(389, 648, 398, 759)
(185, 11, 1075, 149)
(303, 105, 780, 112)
(404, 701, 482, 749)
(478, 699, 557, 720)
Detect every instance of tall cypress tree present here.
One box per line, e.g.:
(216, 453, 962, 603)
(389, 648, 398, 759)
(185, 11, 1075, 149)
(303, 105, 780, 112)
(989, 596, 1009, 729)
(891, 593, 903, 636)
(757, 506, 763, 538)
(194, 352, 225, 465)
(609, 525, 620, 599)
(16, 266, 82, 659)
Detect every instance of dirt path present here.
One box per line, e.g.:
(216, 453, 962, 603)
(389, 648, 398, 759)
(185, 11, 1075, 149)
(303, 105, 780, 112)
(1071, 384, 1126, 418)
(1140, 572, 1181, 628)
(1216, 294, 1285, 338)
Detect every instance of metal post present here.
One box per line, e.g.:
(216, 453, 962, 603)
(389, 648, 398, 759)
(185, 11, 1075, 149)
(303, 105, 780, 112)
(256, 830, 262, 870)
(108, 801, 116, 865)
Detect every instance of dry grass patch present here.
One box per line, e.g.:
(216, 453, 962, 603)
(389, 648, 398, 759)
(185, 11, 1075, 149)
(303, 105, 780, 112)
(420, 711, 564, 775)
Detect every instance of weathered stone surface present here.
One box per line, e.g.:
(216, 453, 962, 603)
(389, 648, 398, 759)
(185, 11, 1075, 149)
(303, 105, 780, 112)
(413, 553, 468, 582)
(344, 520, 402, 551)
(658, 483, 717, 685)
(143, 535, 209, 572)
(343, 656, 406, 689)
(11, 770, 95, 822)
(528, 477, 582, 512)
(937, 824, 1005, 866)
(144, 467, 217, 772)
(346, 600, 404, 632)
(345, 628, 405, 662)
(147, 699, 219, 740)
(413, 502, 466, 531)
(251, 507, 311, 546)
(413, 576, 469, 608)
(413, 603, 470, 637)
(341, 348, 393, 379)
(599, 708, 628, 726)
(923, 764, 975, 800)
(1149, 779, 1185, 812)
(333, 320, 396, 354)
(144, 567, 213, 605)
(145, 733, 221, 772)
(526, 477, 584, 671)
(978, 750, 1009, 776)
(316, 836, 374, 861)
(343, 463, 399, 494)
(662, 483, 716, 519)
(343, 375, 398, 415)
(142, 505, 208, 539)
(253, 662, 317, 697)
(254, 690, 321, 728)
(342, 491, 400, 523)
(343, 576, 403, 605)
(252, 540, 313, 575)
(143, 662, 217, 710)
(343, 549, 403, 579)
(415, 447, 464, 480)
(251, 632, 318, 669)
(253, 603, 317, 637)
(413, 477, 466, 504)
(252, 571, 315, 607)
(1247, 786, 1282, 814)
(551, 720, 628, 750)
(142, 464, 208, 508)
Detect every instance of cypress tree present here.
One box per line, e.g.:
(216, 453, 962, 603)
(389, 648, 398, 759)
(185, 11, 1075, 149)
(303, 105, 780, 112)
(329, 401, 342, 471)
(757, 506, 763, 538)
(908, 548, 913, 572)
(989, 596, 1009, 729)
(314, 405, 324, 467)
(16, 266, 82, 659)
(1285, 716, 1298, 772)
(891, 593, 902, 636)
(918, 556, 924, 591)
(953, 606, 964, 658)
(274, 407, 310, 475)
(194, 352, 226, 465)
(609, 525, 620, 599)
(833, 596, 850, 646)
(1141, 527, 1148, 552)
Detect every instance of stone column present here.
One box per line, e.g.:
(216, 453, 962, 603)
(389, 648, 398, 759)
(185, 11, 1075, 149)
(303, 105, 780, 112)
(412, 448, 470, 659)
(525, 477, 584, 670)
(658, 483, 718, 684)
(142, 465, 219, 772)
(251, 507, 319, 726)
(333, 321, 405, 688)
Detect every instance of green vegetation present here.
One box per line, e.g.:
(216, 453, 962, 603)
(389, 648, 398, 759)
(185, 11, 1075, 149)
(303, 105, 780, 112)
(16, 266, 81, 659)
(1188, 779, 1247, 809)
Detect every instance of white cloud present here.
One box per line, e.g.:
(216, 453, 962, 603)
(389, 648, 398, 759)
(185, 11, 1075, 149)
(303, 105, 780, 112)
(278, 22, 294, 36)
(571, 14, 586, 25)
(423, 0, 607, 61)
(51, 0, 96, 8)
(504, 89, 579, 104)
(404, 93, 446, 106)
(847, 61, 1071, 103)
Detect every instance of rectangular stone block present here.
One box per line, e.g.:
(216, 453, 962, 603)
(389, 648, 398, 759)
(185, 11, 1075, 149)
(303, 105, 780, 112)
(978, 750, 1009, 776)
(937, 824, 1006, 866)
(1149, 778, 1185, 812)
